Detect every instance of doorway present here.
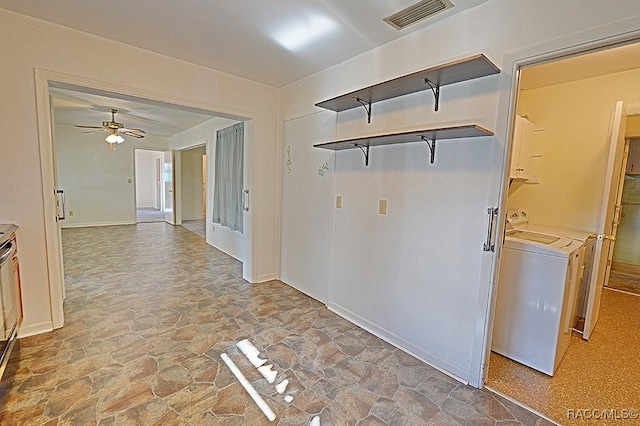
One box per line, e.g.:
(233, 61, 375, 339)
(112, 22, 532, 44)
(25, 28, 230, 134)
(135, 149, 166, 223)
(486, 41, 640, 423)
(36, 71, 258, 331)
(609, 130, 640, 295)
(178, 145, 206, 238)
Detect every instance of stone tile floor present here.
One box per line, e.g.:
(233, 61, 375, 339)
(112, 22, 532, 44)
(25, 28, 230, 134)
(608, 263, 640, 296)
(181, 219, 206, 239)
(0, 223, 554, 425)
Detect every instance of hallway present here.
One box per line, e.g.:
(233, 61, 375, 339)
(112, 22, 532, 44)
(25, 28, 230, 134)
(0, 223, 551, 424)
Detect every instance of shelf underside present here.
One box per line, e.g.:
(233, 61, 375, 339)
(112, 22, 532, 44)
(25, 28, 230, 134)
(313, 125, 493, 151)
(315, 54, 500, 113)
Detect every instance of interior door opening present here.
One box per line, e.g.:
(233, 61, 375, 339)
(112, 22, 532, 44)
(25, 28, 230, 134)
(135, 149, 166, 223)
(177, 145, 207, 238)
(36, 71, 258, 334)
(485, 40, 640, 423)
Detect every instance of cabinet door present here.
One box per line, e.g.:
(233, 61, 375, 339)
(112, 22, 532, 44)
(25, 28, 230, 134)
(510, 115, 534, 179)
(625, 140, 640, 175)
(509, 115, 524, 178)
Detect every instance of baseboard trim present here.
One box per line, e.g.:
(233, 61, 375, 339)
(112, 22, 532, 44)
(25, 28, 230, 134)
(256, 274, 277, 283)
(484, 386, 561, 425)
(61, 221, 135, 228)
(17, 321, 53, 339)
(327, 301, 469, 384)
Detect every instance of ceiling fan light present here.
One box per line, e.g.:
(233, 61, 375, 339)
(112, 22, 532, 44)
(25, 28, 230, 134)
(105, 132, 125, 144)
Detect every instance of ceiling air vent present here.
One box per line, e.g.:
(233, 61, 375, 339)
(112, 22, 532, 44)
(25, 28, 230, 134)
(384, 0, 454, 30)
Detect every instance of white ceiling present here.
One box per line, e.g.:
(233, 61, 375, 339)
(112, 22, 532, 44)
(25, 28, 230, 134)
(0, 0, 489, 89)
(5, 1, 640, 139)
(5, 0, 489, 139)
(50, 87, 219, 138)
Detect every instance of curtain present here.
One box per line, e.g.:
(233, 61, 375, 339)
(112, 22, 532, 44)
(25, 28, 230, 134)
(212, 122, 244, 232)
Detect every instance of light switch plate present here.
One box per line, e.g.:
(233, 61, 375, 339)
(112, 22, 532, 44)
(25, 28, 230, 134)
(379, 199, 387, 215)
(336, 196, 342, 208)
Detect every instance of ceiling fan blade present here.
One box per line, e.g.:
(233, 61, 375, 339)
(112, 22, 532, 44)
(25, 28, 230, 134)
(74, 125, 104, 129)
(121, 128, 146, 133)
(120, 130, 145, 138)
(81, 129, 107, 134)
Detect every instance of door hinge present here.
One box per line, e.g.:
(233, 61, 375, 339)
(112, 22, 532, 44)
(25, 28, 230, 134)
(588, 233, 616, 242)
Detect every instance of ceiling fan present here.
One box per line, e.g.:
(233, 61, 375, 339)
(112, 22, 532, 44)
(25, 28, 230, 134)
(74, 108, 146, 149)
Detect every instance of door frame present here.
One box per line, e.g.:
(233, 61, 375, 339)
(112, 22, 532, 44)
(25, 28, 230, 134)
(477, 21, 640, 387)
(133, 148, 168, 220)
(175, 142, 207, 225)
(34, 69, 259, 330)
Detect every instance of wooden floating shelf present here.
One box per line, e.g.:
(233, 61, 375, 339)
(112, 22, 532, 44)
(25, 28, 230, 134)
(315, 54, 500, 120)
(313, 124, 493, 166)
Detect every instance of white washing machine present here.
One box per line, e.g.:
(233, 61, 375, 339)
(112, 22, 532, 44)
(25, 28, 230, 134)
(506, 209, 596, 328)
(506, 209, 593, 243)
(492, 210, 585, 376)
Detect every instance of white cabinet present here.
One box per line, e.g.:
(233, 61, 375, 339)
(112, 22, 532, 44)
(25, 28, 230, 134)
(510, 115, 535, 180)
(625, 140, 640, 175)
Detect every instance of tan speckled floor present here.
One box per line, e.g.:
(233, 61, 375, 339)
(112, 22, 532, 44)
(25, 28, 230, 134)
(487, 288, 640, 426)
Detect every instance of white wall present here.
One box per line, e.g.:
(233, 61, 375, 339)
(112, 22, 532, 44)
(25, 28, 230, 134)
(278, 0, 640, 384)
(0, 9, 279, 336)
(509, 67, 640, 232)
(280, 111, 336, 303)
(136, 150, 164, 209)
(55, 123, 169, 227)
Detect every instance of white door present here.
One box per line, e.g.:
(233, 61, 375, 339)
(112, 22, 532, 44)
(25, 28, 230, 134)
(164, 150, 176, 225)
(583, 100, 627, 340)
(156, 157, 163, 210)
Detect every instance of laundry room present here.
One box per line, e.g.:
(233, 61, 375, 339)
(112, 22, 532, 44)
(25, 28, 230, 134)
(486, 42, 640, 420)
(505, 51, 640, 336)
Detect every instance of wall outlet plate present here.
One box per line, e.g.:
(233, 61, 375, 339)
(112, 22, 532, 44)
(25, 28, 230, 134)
(379, 199, 387, 215)
(336, 196, 342, 208)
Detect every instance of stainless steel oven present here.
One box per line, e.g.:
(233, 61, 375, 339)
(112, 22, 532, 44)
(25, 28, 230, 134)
(0, 237, 20, 379)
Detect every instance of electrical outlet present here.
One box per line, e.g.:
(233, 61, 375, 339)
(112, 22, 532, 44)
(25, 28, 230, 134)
(336, 196, 342, 208)
(379, 199, 387, 215)
(128, 178, 132, 184)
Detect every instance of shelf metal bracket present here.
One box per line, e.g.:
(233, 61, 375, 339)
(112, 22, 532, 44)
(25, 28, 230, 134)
(423, 79, 441, 112)
(354, 143, 370, 166)
(353, 97, 372, 123)
(420, 135, 436, 164)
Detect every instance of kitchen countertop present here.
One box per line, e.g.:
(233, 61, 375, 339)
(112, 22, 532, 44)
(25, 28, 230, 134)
(0, 224, 18, 246)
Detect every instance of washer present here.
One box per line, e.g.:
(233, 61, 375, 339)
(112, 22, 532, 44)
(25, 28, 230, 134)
(493, 214, 583, 376)
(506, 208, 593, 242)
(506, 209, 596, 329)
